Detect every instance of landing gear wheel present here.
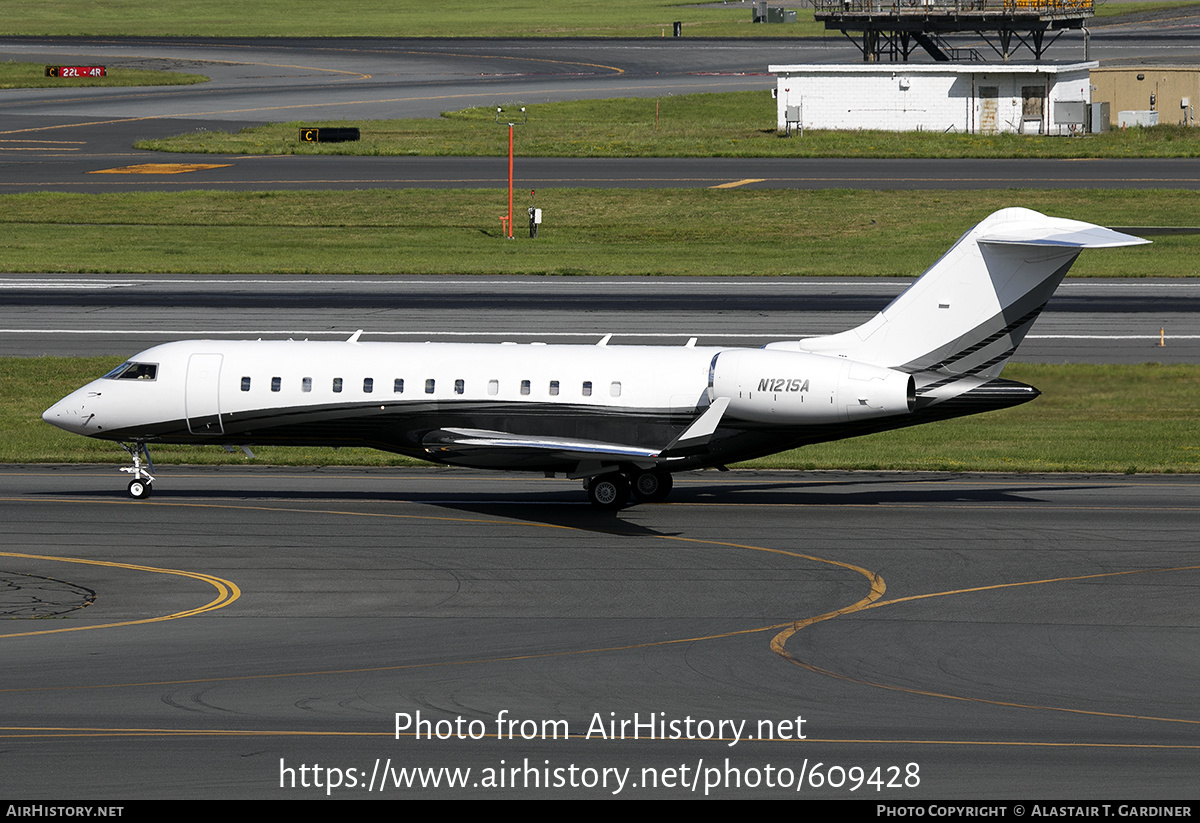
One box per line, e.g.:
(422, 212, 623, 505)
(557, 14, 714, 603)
(119, 441, 156, 498)
(127, 478, 152, 500)
(631, 470, 673, 502)
(586, 474, 629, 509)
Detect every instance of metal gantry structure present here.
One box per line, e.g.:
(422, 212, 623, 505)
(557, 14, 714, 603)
(812, 0, 1094, 62)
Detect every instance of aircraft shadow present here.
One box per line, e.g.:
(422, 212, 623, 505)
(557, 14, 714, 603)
(33, 473, 1122, 538)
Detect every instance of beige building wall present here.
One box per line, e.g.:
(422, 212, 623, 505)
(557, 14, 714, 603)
(1091, 67, 1199, 126)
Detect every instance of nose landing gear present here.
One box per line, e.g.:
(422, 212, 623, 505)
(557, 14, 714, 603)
(119, 442, 155, 499)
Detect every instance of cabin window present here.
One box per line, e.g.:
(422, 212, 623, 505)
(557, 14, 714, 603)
(582, 381, 592, 397)
(610, 381, 622, 397)
(363, 377, 374, 393)
(425, 379, 435, 394)
(549, 380, 560, 396)
(333, 378, 343, 393)
(241, 376, 251, 392)
(302, 377, 312, 393)
(488, 379, 499, 396)
(394, 378, 404, 394)
(520, 380, 530, 396)
(103, 362, 157, 381)
(271, 376, 281, 392)
(454, 379, 465, 395)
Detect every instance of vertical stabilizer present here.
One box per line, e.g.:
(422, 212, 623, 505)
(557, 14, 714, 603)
(769, 208, 1148, 379)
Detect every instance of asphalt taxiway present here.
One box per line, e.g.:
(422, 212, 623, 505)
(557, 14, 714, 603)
(3, 466, 1198, 798)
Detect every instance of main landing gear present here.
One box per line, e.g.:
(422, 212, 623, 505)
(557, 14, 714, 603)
(119, 442, 155, 499)
(585, 469, 673, 509)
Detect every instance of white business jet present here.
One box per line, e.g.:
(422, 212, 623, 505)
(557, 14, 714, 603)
(43, 208, 1147, 507)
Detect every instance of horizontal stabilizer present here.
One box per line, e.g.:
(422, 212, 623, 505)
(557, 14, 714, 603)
(979, 223, 1149, 249)
(1107, 226, 1200, 237)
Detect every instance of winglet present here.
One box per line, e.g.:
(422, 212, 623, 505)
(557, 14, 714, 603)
(347, 329, 364, 343)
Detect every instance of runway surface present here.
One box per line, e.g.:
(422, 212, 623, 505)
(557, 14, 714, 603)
(3, 466, 1198, 798)
(4, 274, 1198, 363)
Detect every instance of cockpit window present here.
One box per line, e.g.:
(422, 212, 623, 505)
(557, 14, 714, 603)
(102, 361, 158, 381)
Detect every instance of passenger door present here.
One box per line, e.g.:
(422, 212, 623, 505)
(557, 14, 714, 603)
(185, 353, 224, 434)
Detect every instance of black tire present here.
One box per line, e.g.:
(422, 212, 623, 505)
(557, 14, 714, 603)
(127, 479, 152, 500)
(587, 475, 628, 509)
(631, 470, 673, 502)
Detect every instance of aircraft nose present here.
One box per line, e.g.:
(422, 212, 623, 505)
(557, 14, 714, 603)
(43, 393, 97, 435)
(43, 398, 74, 432)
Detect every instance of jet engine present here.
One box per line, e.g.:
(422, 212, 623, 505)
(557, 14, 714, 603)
(708, 349, 915, 425)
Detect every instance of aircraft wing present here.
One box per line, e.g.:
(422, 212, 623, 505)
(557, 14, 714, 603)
(421, 400, 730, 472)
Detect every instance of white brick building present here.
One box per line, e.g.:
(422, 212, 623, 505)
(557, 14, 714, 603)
(771, 63, 1097, 135)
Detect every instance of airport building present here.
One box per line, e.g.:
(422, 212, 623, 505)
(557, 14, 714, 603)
(771, 62, 1097, 135)
(1090, 66, 1199, 127)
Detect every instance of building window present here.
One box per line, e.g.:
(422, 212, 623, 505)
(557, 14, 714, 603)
(488, 379, 499, 396)
(425, 379, 435, 394)
(610, 381, 622, 397)
(394, 378, 404, 393)
(549, 380, 560, 396)
(454, 379, 465, 395)
(302, 377, 312, 393)
(582, 381, 592, 396)
(241, 376, 251, 392)
(363, 377, 373, 393)
(333, 378, 343, 393)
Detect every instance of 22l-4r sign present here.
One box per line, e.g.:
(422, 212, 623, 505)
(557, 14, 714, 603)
(45, 66, 106, 77)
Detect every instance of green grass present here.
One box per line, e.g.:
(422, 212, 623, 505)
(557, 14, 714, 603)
(1, 0, 1189, 37)
(0, 0, 822, 38)
(12, 359, 1200, 473)
(137, 92, 1200, 159)
(0, 61, 206, 89)
(0, 189, 1193, 276)
(0, 0, 1189, 37)
(1094, 0, 1200, 16)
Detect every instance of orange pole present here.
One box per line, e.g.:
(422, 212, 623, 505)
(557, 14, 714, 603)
(507, 123, 514, 239)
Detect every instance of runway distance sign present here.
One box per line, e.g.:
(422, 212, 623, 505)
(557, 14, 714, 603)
(299, 127, 361, 143)
(45, 66, 106, 78)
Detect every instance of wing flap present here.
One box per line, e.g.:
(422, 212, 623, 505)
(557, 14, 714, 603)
(423, 427, 664, 469)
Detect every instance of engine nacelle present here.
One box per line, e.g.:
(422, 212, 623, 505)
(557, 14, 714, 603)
(709, 349, 915, 425)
